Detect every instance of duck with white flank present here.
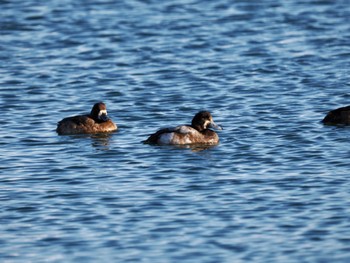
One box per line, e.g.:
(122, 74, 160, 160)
(145, 111, 222, 145)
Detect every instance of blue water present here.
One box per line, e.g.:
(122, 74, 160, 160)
(1, 0, 350, 262)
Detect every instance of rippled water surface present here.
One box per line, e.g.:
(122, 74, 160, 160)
(1, 0, 350, 262)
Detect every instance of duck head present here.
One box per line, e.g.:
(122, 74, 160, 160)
(191, 111, 222, 131)
(91, 102, 109, 122)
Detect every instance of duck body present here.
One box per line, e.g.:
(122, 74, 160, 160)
(145, 111, 221, 145)
(322, 105, 350, 125)
(56, 102, 117, 135)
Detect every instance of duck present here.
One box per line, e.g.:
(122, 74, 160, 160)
(322, 105, 350, 125)
(144, 111, 222, 145)
(56, 102, 117, 135)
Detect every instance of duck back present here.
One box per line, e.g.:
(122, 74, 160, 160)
(56, 115, 117, 135)
(322, 106, 350, 125)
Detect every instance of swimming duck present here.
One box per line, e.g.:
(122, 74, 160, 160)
(144, 111, 222, 145)
(56, 102, 117, 135)
(322, 105, 350, 125)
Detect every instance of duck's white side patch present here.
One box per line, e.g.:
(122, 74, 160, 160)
(181, 136, 192, 144)
(159, 132, 174, 145)
(176, 125, 194, 134)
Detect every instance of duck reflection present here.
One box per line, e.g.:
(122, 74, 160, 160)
(89, 133, 114, 151)
(148, 143, 218, 152)
(177, 144, 218, 152)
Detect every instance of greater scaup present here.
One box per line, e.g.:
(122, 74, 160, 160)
(144, 111, 222, 145)
(322, 105, 350, 125)
(56, 102, 117, 135)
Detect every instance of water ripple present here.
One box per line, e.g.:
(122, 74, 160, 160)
(1, 0, 350, 262)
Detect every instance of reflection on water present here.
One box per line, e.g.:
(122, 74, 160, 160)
(58, 132, 116, 151)
(89, 133, 115, 151)
(171, 144, 219, 152)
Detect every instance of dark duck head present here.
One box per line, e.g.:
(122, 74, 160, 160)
(90, 102, 109, 122)
(191, 111, 223, 131)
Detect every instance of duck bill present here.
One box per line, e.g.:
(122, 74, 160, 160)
(99, 113, 109, 121)
(208, 121, 223, 130)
